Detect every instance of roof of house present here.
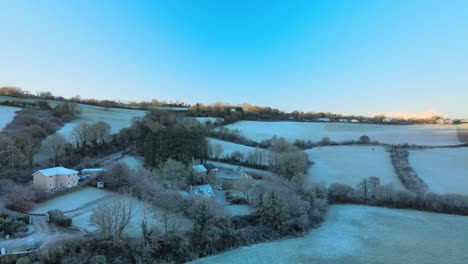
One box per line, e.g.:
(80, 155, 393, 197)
(33, 167, 78, 177)
(216, 169, 248, 180)
(81, 168, 106, 173)
(192, 164, 208, 173)
(192, 184, 215, 196)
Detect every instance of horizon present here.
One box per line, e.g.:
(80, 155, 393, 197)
(1, 1, 468, 118)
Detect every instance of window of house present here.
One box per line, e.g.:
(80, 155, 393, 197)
(49, 184, 52, 187)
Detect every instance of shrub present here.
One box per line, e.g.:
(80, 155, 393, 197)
(48, 210, 72, 227)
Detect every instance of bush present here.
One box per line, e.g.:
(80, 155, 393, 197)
(225, 192, 248, 204)
(48, 210, 72, 227)
(0, 216, 28, 235)
(16, 256, 32, 264)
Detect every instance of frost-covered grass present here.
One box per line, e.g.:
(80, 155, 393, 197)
(195, 117, 224, 124)
(119, 155, 144, 171)
(0, 105, 21, 131)
(409, 148, 468, 195)
(191, 205, 468, 264)
(72, 197, 193, 237)
(56, 104, 146, 141)
(225, 121, 462, 146)
(208, 138, 270, 165)
(306, 146, 403, 188)
(29, 187, 112, 214)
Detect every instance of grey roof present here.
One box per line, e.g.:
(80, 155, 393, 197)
(216, 169, 248, 180)
(192, 164, 208, 173)
(33, 167, 78, 177)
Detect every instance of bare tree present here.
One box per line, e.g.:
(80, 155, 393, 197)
(90, 192, 135, 240)
(43, 134, 67, 166)
(212, 143, 223, 160)
(236, 175, 254, 201)
(89, 121, 111, 146)
(72, 122, 91, 149)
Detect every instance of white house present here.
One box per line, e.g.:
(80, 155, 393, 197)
(350, 119, 360, 123)
(339, 118, 349, 122)
(32, 167, 79, 191)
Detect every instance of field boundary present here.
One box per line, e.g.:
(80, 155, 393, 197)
(389, 146, 428, 192)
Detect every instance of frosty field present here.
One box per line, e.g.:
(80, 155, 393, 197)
(71, 197, 193, 237)
(208, 138, 270, 165)
(191, 205, 468, 264)
(409, 148, 468, 195)
(29, 187, 112, 214)
(225, 121, 464, 146)
(0, 105, 20, 131)
(306, 146, 403, 188)
(56, 104, 146, 141)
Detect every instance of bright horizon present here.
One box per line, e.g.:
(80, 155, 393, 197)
(1, 0, 467, 118)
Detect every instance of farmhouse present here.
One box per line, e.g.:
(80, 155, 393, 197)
(350, 119, 360, 123)
(339, 118, 349, 122)
(215, 168, 252, 189)
(32, 167, 79, 191)
(192, 164, 208, 177)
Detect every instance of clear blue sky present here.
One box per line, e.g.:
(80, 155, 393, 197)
(1, 0, 467, 117)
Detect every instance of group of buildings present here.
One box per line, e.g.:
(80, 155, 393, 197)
(32, 164, 251, 197)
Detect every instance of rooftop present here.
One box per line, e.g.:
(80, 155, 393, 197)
(33, 167, 78, 177)
(192, 164, 208, 173)
(216, 169, 248, 180)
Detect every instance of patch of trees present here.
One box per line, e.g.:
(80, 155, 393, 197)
(48, 210, 72, 227)
(0, 109, 63, 182)
(328, 177, 468, 216)
(132, 111, 209, 167)
(53, 102, 79, 122)
(266, 136, 310, 183)
(209, 127, 259, 147)
(0, 211, 29, 236)
(390, 146, 428, 192)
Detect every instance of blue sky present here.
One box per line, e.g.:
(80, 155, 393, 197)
(1, 0, 467, 117)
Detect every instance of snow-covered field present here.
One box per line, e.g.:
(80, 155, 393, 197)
(72, 197, 192, 237)
(195, 117, 224, 124)
(409, 148, 468, 195)
(56, 104, 146, 141)
(306, 146, 403, 188)
(29, 187, 112, 214)
(208, 138, 270, 165)
(191, 205, 468, 264)
(225, 121, 463, 146)
(0, 105, 20, 131)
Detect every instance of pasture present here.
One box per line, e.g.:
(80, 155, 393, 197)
(191, 205, 468, 264)
(225, 121, 463, 146)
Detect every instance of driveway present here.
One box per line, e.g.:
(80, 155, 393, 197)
(0, 215, 80, 253)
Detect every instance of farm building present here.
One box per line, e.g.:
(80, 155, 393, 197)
(32, 167, 79, 191)
(81, 168, 106, 176)
(192, 164, 208, 178)
(190, 184, 215, 197)
(215, 168, 252, 189)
